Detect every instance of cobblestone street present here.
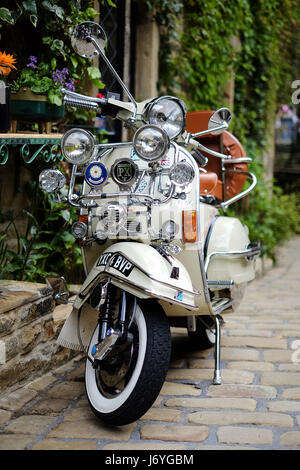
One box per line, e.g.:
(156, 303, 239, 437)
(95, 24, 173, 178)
(0, 237, 300, 451)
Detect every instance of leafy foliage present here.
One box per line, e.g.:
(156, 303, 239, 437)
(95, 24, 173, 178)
(148, 0, 300, 147)
(144, 0, 300, 259)
(0, 1, 105, 114)
(224, 140, 300, 261)
(0, 179, 83, 283)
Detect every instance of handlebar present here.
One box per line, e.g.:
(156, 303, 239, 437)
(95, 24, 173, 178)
(61, 87, 128, 119)
(63, 96, 99, 111)
(61, 87, 109, 113)
(61, 88, 108, 106)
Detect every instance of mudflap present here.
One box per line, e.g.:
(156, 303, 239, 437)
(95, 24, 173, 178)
(57, 303, 98, 352)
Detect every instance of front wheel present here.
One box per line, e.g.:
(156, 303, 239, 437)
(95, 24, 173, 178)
(85, 300, 171, 426)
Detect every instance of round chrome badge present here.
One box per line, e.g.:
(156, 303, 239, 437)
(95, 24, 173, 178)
(111, 158, 138, 187)
(85, 162, 108, 187)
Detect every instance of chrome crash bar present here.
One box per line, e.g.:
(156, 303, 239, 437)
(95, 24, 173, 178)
(220, 170, 257, 210)
(204, 243, 261, 272)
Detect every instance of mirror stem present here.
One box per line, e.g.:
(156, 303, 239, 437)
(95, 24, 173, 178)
(90, 37, 138, 119)
(191, 122, 228, 139)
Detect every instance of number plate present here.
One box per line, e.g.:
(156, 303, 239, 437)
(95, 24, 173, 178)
(96, 252, 134, 277)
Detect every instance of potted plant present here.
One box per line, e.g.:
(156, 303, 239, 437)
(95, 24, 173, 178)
(10, 56, 78, 123)
(0, 50, 16, 132)
(0, 1, 105, 131)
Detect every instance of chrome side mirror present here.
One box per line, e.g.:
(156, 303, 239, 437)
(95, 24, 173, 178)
(45, 276, 69, 305)
(71, 21, 138, 118)
(71, 21, 107, 58)
(208, 107, 232, 135)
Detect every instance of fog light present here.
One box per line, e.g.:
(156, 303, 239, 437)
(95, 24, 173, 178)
(61, 128, 95, 165)
(133, 125, 170, 162)
(170, 161, 195, 187)
(71, 221, 87, 239)
(39, 168, 66, 193)
(161, 220, 178, 241)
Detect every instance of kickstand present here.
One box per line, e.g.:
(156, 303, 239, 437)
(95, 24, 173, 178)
(213, 314, 222, 385)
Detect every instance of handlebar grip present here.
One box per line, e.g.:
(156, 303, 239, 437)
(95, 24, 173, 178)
(192, 148, 208, 167)
(63, 96, 99, 111)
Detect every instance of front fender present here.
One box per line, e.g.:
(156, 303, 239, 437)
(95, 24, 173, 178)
(74, 242, 197, 311)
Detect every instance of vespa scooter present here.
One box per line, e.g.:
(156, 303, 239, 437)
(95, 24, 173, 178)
(40, 22, 260, 425)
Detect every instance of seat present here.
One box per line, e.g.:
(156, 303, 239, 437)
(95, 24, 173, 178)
(186, 110, 248, 201)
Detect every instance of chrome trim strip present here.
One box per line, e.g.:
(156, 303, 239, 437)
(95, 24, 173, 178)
(80, 270, 198, 310)
(207, 280, 234, 288)
(223, 157, 252, 164)
(103, 251, 201, 297)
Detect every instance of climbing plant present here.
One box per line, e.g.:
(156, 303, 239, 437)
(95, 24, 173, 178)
(141, 0, 300, 259)
(145, 0, 300, 148)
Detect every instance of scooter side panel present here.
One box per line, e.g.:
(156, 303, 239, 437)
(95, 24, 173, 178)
(206, 215, 255, 285)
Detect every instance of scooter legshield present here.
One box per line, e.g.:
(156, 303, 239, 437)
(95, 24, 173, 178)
(75, 242, 196, 309)
(57, 242, 197, 351)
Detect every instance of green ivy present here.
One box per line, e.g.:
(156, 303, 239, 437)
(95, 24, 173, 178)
(147, 0, 300, 145)
(142, 0, 300, 259)
(225, 142, 300, 261)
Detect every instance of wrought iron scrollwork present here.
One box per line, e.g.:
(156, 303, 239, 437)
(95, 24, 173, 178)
(20, 143, 63, 164)
(0, 144, 9, 165)
(0, 137, 63, 164)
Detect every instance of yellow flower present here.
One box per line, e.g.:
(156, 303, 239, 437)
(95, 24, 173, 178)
(0, 51, 17, 77)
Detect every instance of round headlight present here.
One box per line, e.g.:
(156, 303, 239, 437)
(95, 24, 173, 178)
(169, 161, 195, 187)
(61, 128, 95, 165)
(145, 97, 186, 139)
(39, 168, 66, 193)
(133, 125, 170, 162)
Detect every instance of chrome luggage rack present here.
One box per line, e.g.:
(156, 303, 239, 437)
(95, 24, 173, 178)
(196, 140, 257, 210)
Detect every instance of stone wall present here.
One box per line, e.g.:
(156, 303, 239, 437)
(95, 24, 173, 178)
(0, 280, 76, 392)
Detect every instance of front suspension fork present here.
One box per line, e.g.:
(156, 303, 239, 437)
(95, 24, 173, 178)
(91, 282, 137, 363)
